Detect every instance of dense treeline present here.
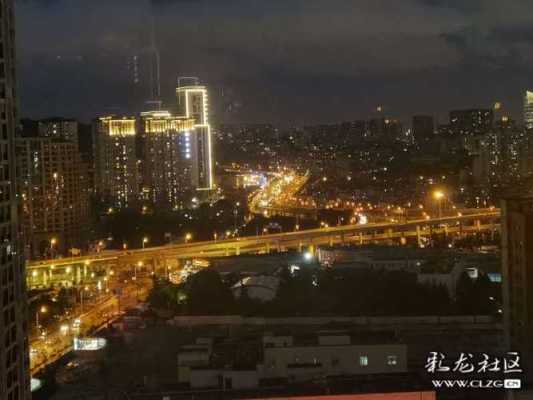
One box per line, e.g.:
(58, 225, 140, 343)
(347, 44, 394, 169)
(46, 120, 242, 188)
(147, 266, 500, 317)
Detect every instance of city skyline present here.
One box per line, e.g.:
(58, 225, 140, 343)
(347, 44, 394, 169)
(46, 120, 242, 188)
(11, 2, 533, 399)
(16, 0, 533, 125)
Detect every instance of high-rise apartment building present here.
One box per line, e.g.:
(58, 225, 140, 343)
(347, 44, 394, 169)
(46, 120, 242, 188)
(502, 197, 533, 383)
(0, 0, 31, 399)
(139, 110, 195, 209)
(466, 117, 526, 186)
(524, 91, 533, 130)
(176, 78, 214, 192)
(37, 117, 78, 146)
(16, 137, 89, 259)
(412, 115, 434, 145)
(93, 116, 138, 209)
(449, 109, 493, 135)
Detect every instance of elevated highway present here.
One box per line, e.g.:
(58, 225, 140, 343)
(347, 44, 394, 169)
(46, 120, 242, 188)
(27, 210, 500, 288)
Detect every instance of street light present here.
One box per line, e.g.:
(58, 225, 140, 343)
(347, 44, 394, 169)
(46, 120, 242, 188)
(36, 306, 47, 329)
(80, 286, 89, 313)
(134, 261, 143, 281)
(433, 190, 445, 218)
(185, 233, 192, 243)
(142, 237, 149, 249)
(50, 237, 57, 259)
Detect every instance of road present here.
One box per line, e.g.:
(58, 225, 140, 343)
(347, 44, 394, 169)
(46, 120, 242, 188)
(26, 210, 500, 290)
(29, 276, 152, 375)
(249, 171, 310, 215)
(30, 295, 119, 374)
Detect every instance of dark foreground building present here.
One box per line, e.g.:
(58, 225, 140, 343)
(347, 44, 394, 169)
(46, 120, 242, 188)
(0, 1, 30, 399)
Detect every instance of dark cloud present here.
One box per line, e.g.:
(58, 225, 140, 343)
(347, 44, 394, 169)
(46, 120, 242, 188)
(14, 0, 533, 124)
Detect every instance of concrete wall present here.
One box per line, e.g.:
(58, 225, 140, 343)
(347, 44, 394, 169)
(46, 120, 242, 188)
(170, 315, 497, 327)
(189, 369, 258, 389)
(261, 344, 407, 380)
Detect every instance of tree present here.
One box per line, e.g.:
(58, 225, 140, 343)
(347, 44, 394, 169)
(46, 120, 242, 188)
(184, 269, 235, 315)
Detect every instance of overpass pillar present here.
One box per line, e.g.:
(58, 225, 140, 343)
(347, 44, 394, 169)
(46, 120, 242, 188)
(266, 243, 271, 254)
(475, 219, 481, 232)
(416, 225, 422, 248)
(328, 235, 334, 247)
(276, 241, 281, 252)
(298, 241, 303, 252)
(76, 266, 82, 284)
(443, 225, 448, 238)
(236, 247, 240, 256)
(43, 270, 49, 287)
(359, 233, 363, 245)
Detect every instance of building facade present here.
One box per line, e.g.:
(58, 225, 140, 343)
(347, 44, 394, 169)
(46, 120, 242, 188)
(524, 90, 533, 130)
(178, 332, 407, 390)
(17, 137, 89, 259)
(0, 1, 31, 399)
(139, 110, 195, 209)
(449, 109, 493, 136)
(94, 116, 138, 209)
(176, 79, 214, 192)
(501, 197, 533, 382)
(412, 115, 434, 145)
(37, 117, 78, 146)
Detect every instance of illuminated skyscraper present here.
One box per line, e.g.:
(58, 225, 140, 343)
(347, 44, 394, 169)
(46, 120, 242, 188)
(17, 138, 89, 259)
(176, 78, 214, 192)
(93, 116, 139, 209)
(0, 1, 31, 399)
(524, 90, 533, 130)
(139, 111, 195, 209)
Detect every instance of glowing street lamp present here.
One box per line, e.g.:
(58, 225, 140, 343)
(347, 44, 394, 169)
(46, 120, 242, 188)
(142, 236, 149, 249)
(433, 190, 445, 218)
(185, 233, 192, 243)
(60, 324, 69, 336)
(433, 190, 445, 200)
(36, 305, 47, 329)
(49, 237, 57, 259)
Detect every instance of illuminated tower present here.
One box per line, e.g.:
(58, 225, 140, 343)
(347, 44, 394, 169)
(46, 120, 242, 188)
(0, 1, 31, 399)
(93, 116, 138, 209)
(176, 77, 214, 192)
(139, 111, 195, 209)
(524, 90, 533, 130)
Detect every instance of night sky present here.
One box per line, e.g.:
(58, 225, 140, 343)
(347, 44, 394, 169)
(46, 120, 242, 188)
(15, 0, 533, 126)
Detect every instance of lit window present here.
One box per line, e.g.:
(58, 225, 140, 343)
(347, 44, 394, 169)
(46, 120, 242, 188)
(387, 355, 398, 366)
(359, 356, 368, 366)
